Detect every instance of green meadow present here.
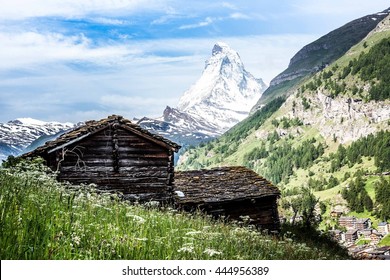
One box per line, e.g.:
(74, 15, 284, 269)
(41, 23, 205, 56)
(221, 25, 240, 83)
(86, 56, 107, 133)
(0, 159, 350, 260)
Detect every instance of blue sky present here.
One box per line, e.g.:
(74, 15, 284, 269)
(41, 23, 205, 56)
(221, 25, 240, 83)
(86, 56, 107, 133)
(0, 0, 389, 123)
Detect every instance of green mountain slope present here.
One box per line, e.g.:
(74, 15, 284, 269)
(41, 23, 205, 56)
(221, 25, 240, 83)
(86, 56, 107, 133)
(251, 7, 390, 111)
(177, 15, 390, 226)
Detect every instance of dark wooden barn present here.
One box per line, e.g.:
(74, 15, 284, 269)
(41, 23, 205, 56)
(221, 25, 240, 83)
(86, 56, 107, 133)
(174, 166, 281, 231)
(22, 115, 181, 202)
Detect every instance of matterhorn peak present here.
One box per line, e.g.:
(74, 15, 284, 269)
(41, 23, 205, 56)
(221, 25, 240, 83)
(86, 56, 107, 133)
(212, 42, 234, 55)
(177, 43, 267, 133)
(206, 42, 243, 72)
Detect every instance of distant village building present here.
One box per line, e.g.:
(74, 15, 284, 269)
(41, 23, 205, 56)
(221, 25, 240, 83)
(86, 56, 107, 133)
(337, 216, 372, 231)
(355, 218, 371, 230)
(339, 216, 356, 229)
(358, 229, 373, 238)
(345, 229, 358, 243)
(370, 231, 383, 245)
(174, 166, 281, 231)
(330, 210, 343, 219)
(378, 222, 389, 235)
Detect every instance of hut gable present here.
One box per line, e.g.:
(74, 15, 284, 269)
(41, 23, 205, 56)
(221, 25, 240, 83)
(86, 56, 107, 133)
(23, 115, 180, 201)
(174, 166, 281, 230)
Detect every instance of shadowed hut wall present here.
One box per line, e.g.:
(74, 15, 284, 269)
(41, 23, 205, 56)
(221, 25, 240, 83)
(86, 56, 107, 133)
(179, 196, 280, 231)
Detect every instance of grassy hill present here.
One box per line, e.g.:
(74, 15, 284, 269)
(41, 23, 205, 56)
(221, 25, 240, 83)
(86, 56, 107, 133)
(0, 159, 350, 260)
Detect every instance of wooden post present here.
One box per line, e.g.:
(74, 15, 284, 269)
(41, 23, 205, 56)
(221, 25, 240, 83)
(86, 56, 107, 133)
(112, 122, 119, 173)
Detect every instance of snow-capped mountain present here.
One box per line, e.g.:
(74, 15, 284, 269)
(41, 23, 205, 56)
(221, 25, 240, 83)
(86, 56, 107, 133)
(139, 42, 267, 147)
(138, 106, 219, 147)
(0, 118, 74, 161)
(177, 42, 267, 132)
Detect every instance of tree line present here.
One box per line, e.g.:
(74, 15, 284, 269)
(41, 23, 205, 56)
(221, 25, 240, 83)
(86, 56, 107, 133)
(329, 130, 390, 173)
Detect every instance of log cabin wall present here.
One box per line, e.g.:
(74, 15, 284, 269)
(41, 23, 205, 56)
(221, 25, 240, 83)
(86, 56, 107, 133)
(58, 129, 170, 200)
(34, 117, 178, 202)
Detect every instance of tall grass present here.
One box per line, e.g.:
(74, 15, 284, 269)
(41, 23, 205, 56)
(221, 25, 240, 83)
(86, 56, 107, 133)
(0, 159, 350, 260)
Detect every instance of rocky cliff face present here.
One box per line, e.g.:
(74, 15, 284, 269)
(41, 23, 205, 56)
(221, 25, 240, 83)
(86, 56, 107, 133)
(280, 92, 390, 144)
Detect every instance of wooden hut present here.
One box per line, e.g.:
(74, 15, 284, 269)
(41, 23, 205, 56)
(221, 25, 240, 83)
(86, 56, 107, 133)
(174, 166, 281, 231)
(22, 115, 180, 202)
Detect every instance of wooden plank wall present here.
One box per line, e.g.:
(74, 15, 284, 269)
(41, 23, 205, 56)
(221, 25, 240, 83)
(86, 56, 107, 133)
(178, 196, 280, 231)
(52, 127, 172, 201)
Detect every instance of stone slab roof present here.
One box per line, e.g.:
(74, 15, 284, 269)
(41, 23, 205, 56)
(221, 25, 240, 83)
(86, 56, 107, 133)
(174, 166, 280, 204)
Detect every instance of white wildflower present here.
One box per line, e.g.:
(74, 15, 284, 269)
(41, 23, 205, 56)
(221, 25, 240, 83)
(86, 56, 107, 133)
(134, 237, 148, 241)
(185, 231, 202, 236)
(144, 201, 160, 208)
(126, 213, 146, 224)
(72, 235, 81, 246)
(177, 245, 194, 253)
(203, 248, 222, 257)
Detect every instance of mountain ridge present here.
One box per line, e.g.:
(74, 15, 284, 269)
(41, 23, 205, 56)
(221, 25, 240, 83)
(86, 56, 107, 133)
(0, 118, 75, 161)
(251, 7, 390, 112)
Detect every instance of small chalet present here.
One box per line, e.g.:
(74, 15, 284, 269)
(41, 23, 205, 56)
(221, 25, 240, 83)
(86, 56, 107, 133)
(22, 115, 180, 202)
(174, 166, 281, 231)
(330, 210, 343, 219)
(339, 216, 356, 229)
(355, 218, 371, 230)
(378, 222, 389, 235)
(345, 229, 358, 243)
(358, 228, 373, 238)
(370, 231, 383, 244)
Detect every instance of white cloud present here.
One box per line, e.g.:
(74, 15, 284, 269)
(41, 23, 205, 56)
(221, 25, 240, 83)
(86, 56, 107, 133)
(229, 12, 251, 20)
(178, 12, 251, 30)
(179, 17, 216, 30)
(89, 17, 130, 25)
(0, 31, 139, 70)
(221, 2, 237, 10)
(0, 0, 170, 20)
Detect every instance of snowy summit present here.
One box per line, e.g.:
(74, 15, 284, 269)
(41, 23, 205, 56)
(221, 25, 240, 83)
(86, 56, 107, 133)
(177, 42, 267, 132)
